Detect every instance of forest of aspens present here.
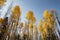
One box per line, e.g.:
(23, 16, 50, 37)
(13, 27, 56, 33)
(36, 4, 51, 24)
(0, 0, 60, 40)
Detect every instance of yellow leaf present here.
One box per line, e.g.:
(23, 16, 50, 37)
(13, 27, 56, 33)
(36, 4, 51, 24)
(39, 19, 43, 25)
(43, 10, 49, 19)
(42, 30, 46, 38)
(25, 10, 33, 20)
(0, 0, 5, 6)
(12, 5, 20, 15)
(0, 18, 2, 23)
(43, 22, 47, 29)
(38, 25, 43, 32)
(11, 14, 18, 19)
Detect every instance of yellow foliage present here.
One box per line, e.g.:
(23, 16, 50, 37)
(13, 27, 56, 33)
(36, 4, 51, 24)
(43, 22, 47, 29)
(37, 10, 55, 39)
(44, 29, 47, 34)
(43, 10, 49, 19)
(46, 13, 55, 29)
(0, 0, 5, 6)
(38, 25, 43, 32)
(29, 23, 33, 29)
(11, 5, 20, 19)
(0, 18, 2, 23)
(12, 5, 20, 15)
(48, 13, 52, 18)
(51, 17, 55, 23)
(25, 10, 33, 20)
(47, 18, 51, 23)
(11, 14, 19, 19)
(30, 17, 36, 23)
(42, 30, 46, 38)
(37, 20, 43, 32)
(48, 23, 54, 28)
(39, 20, 43, 26)
(46, 13, 54, 23)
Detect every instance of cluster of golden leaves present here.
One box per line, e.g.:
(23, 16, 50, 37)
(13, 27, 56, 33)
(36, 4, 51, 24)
(11, 5, 20, 20)
(43, 10, 55, 28)
(25, 10, 33, 20)
(0, 0, 5, 6)
(25, 10, 36, 32)
(5, 4, 55, 38)
(0, 18, 3, 23)
(37, 10, 55, 39)
(25, 10, 36, 23)
(10, 5, 21, 29)
(38, 20, 43, 32)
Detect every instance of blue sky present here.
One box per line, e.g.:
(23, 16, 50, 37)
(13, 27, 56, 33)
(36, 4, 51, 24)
(1, 0, 60, 24)
(13, 0, 60, 24)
